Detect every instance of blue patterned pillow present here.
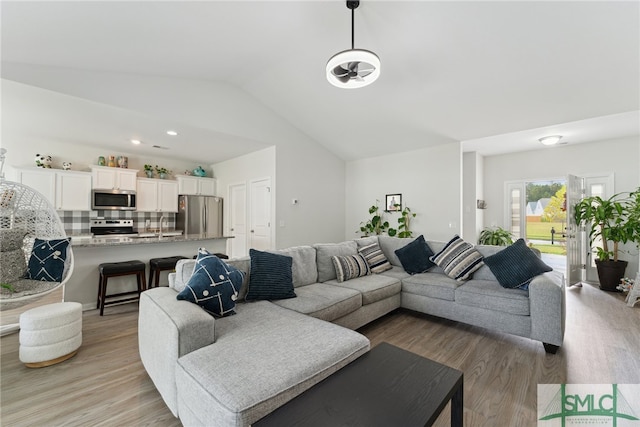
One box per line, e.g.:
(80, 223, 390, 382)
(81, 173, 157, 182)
(27, 238, 70, 282)
(246, 249, 296, 301)
(430, 235, 484, 281)
(176, 248, 244, 317)
(484, 239, 552, 289)
(394, 235, 436, 275)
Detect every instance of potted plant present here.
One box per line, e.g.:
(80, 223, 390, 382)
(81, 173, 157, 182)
(358, 202, 390, 236)
(388, 206, 416, 238)
(154, 165, 171, 179)
(478, 226, 514, 246)
(143, 164, 154, 178)
(574, 188, 640, 291)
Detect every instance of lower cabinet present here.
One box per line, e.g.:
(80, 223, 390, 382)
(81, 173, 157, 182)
(136, 178, 178, 212)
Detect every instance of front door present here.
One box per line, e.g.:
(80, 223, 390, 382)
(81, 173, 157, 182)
(566, 174, 584, 286)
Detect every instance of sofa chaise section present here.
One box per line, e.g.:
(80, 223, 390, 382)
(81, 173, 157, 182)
(175, 301, 369, 426)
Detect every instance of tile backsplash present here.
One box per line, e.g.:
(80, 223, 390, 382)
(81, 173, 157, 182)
(60, 210, 176, 234)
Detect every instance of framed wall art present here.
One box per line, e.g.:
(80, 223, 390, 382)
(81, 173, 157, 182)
(385, 194, 402, 212)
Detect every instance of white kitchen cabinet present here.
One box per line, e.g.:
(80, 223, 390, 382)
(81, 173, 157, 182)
(176, 175, 216, 196)
(136, 178, 179, 212)
(15, 167, 92, 211)
(91, 166, 138, 191)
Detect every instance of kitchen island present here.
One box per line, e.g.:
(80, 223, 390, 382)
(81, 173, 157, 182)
(67, 234, 231, 310)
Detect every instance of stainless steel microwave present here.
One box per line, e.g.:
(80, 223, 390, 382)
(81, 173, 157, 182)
(91, 189, 136, 210)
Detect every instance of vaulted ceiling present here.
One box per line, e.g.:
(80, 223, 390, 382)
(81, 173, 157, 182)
(2, 1, 639, 162)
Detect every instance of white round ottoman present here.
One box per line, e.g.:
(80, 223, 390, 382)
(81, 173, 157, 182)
(19, 302, 82, 368)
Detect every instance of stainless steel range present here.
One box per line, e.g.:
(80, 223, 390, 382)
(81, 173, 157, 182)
(90, 219, 138, 237)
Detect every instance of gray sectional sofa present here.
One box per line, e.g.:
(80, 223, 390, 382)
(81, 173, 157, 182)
(138, 235, 565, 426)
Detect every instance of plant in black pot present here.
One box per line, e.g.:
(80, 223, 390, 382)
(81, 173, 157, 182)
(574, 188, 640, 291)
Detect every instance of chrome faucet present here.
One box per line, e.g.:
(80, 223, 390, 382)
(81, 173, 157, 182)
(159, 215, 165, 238)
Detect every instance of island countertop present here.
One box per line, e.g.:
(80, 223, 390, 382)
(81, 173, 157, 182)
(70, 234, 232, 247)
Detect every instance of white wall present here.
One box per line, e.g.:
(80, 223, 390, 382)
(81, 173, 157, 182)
(346, 142, 461, 243)
(483, 136, 640, 276)
(462, 151, 484, 242)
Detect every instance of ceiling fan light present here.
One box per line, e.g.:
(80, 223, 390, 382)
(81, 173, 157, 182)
(539, 135, 563, 146)
(326, 49, 380, 89)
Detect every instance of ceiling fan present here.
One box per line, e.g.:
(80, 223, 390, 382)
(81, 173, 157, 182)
(326, 1, 380, 89)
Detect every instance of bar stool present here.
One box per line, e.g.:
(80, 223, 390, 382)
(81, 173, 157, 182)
(97, 260, 146, 316)
(148, 256, 188, 288)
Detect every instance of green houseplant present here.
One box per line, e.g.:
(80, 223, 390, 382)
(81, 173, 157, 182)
(574, 188, 640, 291)
(388, 206, 416, 238)
(154, 165, 171, 179)
(143, 164, 154, 178)
(478, 227, 514, 246)
(358, 202, 390, 236)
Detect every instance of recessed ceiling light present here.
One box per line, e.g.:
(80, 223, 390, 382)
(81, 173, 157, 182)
(539, 135, 563, 146)
(166, 130, 178, 136)
(131, 139, 142, 145)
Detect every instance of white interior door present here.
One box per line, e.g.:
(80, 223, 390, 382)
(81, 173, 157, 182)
(228, 183, 247, 258)
(566, 174, 585, 286)
(249, 178, 272, 251)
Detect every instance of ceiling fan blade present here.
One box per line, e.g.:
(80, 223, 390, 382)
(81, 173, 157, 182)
(355, 75, 365, 82)
(332, 65, 349, 78)
(348, 61, 360, 72)
(336, 74, 351, 83)
(358, 69, 374, 78)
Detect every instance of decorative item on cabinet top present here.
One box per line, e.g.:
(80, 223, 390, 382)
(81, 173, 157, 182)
(192, 166, 206, 177)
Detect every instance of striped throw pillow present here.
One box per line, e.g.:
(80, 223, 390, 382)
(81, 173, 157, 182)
(358, 243, 392, 274)
(331, 254, 371, 283)
(430, 235, 484, 281)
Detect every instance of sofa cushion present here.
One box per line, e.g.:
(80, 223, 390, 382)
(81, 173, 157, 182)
(314, 241, 357, 282)
(172, 259, 197, 293)
(354, 236, 378, 247)
(271, 283, 362, 322)
(358, 242, 392, 274)
(27, 238, 70, 282)
(378, 235, 418, 267)
(455, 279, 531, 316)
(273, 246, 318, 287)
(379, 265, 411, 281)
(430, 235, 484, 282)
(226, 257, 251, 299)
(245, 249, 296, 301)
(483, 239, 553, 289)
(401, 272, 462, 301)
(325, 274, 401, 305)
(332, 253, 371, 283)
(175, 301, 369, 427)
(394, 235, 436, 274)
(176, 249, 244, 317)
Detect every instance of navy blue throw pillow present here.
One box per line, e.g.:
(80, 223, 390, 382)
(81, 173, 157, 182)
(394, 235, 436, 275)
(483, 239, 553, 289)
(246, 249, 296, 301)
(27, 238, 70, 282)
(177, 248, 244, 317)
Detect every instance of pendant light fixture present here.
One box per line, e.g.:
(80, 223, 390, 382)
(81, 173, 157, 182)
(326, 1, 380, 89)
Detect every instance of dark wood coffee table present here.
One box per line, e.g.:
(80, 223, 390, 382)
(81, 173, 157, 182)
(254, 342, 463, 427)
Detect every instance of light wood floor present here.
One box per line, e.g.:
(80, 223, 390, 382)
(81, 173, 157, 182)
(1, 283, 639, 427)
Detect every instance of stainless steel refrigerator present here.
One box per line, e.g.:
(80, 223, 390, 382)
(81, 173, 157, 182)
(176, 195, 223, 237)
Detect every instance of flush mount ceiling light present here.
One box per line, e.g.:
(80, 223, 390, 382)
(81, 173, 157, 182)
(539, 135, 563, 146)
(326, 1, 380, 89)
(130, 139, 142, 145)
(166, 130, 178, 136)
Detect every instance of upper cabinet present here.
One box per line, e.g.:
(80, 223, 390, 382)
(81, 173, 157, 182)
(91, 166, 138, 191)
(176, 175, 216, 196)
(15, 167, 92, 211)
(136, 178, 179, 212)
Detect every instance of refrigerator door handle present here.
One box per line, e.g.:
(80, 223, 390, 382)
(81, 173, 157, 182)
(203, 203, 207, 233)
